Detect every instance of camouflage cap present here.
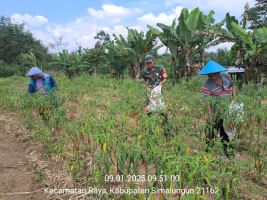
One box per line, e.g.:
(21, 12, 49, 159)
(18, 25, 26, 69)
(145, 55, 154, 63)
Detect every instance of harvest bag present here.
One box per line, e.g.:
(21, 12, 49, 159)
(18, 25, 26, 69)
(146, 85, 165, 112)
(223, 101, 244, 140)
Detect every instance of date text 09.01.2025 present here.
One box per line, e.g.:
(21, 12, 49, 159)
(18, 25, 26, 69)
(104, 175, 180, 182)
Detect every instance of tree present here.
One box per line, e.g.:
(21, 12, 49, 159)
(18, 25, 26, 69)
(0, 16, 50, 65)
(148, 7, 227, 80)
(105, 28, 163, 79)
(105, 40, 130, 79)
(247, 0, 267, 29)
(126, 28, 163, 78)
(217, 48, 231, 66)
(94, 30, 111, 46)
(20, 49, 38, 67)
(231, 22, 267, 83)
(82, 47, 107, 75)
(105, 34, 136, 79)
(203, 48, 231, 66)
(196, 13, 252, 81)
(48, 35, 68, 53)
(203, 51, 218, 62)
(49, 49, 90, 78)
(229, 44, 238, 65)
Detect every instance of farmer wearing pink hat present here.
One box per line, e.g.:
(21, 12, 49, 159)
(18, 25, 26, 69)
(199, 60, 236, 157)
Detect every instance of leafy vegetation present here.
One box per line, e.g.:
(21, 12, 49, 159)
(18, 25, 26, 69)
(94, 30, 111, 46)
(0, 60, 28, 77)
(0, 5, 267, 199)
(247, 0, 267, 29)
(0, 16, 51, 65)
(203, 48, 231, 67)
(0, 74, 266, 199)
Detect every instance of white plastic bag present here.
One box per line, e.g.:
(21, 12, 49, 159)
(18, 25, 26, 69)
(223, 122, 237, 141)
(228, 101, 244, 123)
(223, 101, 244, 140)
(145, 85, 165, 112)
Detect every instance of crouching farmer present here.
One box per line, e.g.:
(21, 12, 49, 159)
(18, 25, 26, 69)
(27, 67, 57, 123)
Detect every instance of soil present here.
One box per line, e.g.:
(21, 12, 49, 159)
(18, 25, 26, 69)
(0, 104, 266, 200)
(0, 107, 46, 200)
(0, 107, 91, 200)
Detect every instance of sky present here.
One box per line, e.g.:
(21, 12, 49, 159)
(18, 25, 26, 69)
(0, 0, 256, 54)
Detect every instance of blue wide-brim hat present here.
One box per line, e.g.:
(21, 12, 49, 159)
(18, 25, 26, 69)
(198, 60, 227, 75)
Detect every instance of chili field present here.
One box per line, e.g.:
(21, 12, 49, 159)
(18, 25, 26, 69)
(0, 74, 267, 200)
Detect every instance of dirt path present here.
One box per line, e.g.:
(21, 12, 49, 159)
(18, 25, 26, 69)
(0, 107, 87, 200)
(0, 107, 47, 200)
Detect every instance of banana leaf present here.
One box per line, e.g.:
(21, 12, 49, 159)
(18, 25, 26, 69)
(186, 7, 201, 31)
(231, 22, 256, 51)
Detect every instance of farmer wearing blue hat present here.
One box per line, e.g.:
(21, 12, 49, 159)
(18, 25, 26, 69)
(199, 60, 236, 157)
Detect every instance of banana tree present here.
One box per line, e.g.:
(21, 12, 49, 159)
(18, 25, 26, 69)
(49, 49, 70, 77)
(231, 23, 267, 83)
(194, 11, 227, 69)
(105, 38, 135, 79)
(106, 28, 163, 79)
(195, 12, 250, 79)
(49, 49, 90, 78)
(127, 28, 163, 78)
(116, 31, 138, 78)
(197, 12, 267, 83)
(148, 7, 226, 79)
(20, 49, 39, 67)
(82, 47, 107, 75)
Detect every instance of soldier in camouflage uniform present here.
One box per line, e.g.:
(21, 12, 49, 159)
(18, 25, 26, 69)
(141, 55, 168, 90)
(141, 55, 172, 136)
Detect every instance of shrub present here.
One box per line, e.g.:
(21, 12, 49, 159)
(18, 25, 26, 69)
(0, 60, 28, 77)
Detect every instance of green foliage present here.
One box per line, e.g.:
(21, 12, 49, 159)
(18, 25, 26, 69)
(82, 47, 107, 75)
(94, 30, 111, 46)
(148, 7, 228, 78)
(155, 55, 170, 68)
(105, 39, 130, 78)
(231, 23, 267, 62)
(49, 49, 95, 78)
(238, 83, 266, 100)
(0, 16, 51, 66)
(20, 49, 39, 67)
(0, 60, 28, 77)
(204, 48, 231, 66)
(231, 22, 256, 51)
(229, 44, 238, 65)
(203, 51, 218, 62)
(247, 0, 267, 29)
(0, 74, 267, 199)
(105, 27, 162, 78)
(216, 48, 231, 66)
